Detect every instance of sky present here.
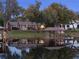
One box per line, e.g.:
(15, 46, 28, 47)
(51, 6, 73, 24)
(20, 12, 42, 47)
(17, 0, 79, 12)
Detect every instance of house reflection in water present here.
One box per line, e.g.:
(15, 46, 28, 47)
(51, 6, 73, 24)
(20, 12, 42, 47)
(9, 38, 45, 48)
(8, 27, 65, 48)
(44, 27, 65, 46)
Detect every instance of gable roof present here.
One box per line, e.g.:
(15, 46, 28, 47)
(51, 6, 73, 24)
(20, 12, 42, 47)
(44, 27, 65, 31)
(8, 21, 37, 26)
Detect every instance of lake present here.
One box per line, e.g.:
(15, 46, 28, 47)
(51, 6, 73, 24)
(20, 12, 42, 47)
(0, 39, 79, 59)
(0, 46, 79, 59)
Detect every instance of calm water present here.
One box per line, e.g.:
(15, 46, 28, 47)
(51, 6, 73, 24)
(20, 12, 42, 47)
(1, 40, 79, 59)
(0, 46, 78, 59)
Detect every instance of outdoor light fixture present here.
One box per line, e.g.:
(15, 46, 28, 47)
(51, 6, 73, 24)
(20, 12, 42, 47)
(40, 25, 45, 29)
(39, 40, 44, 44)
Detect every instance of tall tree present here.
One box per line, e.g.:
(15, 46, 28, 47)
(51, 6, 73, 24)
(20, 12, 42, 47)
(24, 0, 43, 23)
(0, 0, 4, 26)
(6, 0, 21, 20)
(44, 3, 77, 27)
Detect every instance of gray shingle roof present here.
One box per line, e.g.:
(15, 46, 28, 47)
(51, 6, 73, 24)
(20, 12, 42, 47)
(9, 21, 37, 26)
(44, 27, 65, 31)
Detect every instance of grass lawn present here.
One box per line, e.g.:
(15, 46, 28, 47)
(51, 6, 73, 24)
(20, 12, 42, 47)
(8, 29, 79, 39)
(8, 30, 46, 39)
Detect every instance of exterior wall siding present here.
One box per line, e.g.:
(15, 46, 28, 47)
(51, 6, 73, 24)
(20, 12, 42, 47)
(6, 21, 40, 31)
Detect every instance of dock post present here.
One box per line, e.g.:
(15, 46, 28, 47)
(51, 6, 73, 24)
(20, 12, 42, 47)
(2, 30, 8, 53)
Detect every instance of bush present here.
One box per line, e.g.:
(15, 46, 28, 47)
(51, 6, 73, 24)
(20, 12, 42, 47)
(0, 18, 4, 26)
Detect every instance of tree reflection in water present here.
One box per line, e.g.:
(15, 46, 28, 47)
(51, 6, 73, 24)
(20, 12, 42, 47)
(6, 47, 76, 59)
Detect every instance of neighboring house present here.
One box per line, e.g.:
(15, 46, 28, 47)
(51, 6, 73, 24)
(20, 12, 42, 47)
(64, 20, 79, 30)
(6, 21, 41, 31)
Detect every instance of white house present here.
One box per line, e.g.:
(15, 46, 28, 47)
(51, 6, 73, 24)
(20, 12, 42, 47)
(64, 20, 79, 30)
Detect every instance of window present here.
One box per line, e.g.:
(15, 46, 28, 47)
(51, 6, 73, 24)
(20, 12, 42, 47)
(67, 25, 69, 27)
(12, 27, 19, 30)
(77, 25, 79, 28)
